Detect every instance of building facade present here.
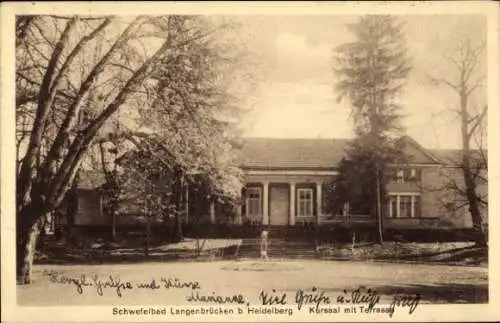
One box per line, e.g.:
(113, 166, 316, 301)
(201, 136, 487, 230)
(68, 136, 488, 231)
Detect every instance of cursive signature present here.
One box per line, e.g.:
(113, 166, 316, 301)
(186, 291, 246, 304)
(43, 270, 92, 294)
(295, 287, 331, 311)
(93, 275, 133, 297)
(160, 277, 201, 290)
(388, 291, 421, 317)
(337, 287, 380, 309)
(42, 270, 133, 297)
(260, 289, 287, 306)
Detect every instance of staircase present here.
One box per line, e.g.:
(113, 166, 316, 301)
(237, 238, 319, 259)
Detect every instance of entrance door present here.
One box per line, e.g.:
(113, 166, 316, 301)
(270, 186, 289, 225)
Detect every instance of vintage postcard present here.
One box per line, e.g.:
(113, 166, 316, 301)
(1, 1, 499, 322)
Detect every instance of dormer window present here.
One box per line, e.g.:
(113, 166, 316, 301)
(396, 169, 405, 183)
(392, 168, 421, 183)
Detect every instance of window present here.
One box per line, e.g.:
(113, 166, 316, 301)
(392, 168, 420, 183)
(400, 196, 412, 218)
(297, 188, 313, 217)
(387, 194, 421, 218)
(246, 187, 262, 217)
(409, 168, 421, 182)
(396, 169, 405, 183)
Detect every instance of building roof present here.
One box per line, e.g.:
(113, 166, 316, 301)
(235, 137, 350, 170)
(78, 137, 470, 187)
(429, 149, 488, 167)
(77, 170, 107, 189)
(235, 136, 443, 170)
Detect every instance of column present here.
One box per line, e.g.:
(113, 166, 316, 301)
(262, 182, 269, 225)
(209, 199, 215, 224)
(396, 196, 400, 218)
(235, 202, 242, 225)
(411, 195, 415, 218)
(316, 182, 322, 224)
(289, 182, 296, 226)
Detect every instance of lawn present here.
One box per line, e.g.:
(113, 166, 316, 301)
(35, 238, 242, 264)
(317, 242, 487, 266)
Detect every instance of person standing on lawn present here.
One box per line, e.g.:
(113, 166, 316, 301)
(260, 229, 269, 260)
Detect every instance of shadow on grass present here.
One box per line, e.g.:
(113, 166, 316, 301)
(35, 245, 241, 265)
(391, 246, 488, 265)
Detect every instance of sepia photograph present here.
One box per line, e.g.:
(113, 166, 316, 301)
(1, 1, 499, 322)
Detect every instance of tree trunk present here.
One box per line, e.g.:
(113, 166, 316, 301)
(170, 168, 184, 242)
(177, 210, 183, 241)
(171, 210, 183, 243)
(17, 215, 45, 284)
(112, 211, 117, 241)
(460, 92, 487, 247)
(376, 170, 385, 246)
(64, 185, 78, 244)
(144, 216, 151, 256)
(463, 169, 486, 246)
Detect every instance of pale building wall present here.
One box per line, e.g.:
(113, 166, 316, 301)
(420, 165, 488, 229)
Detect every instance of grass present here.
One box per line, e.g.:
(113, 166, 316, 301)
(35, 238, 242, 264)
(221, 260, 304, 271)
(317, 242, 487, 266)
(36, 233, 487, 267)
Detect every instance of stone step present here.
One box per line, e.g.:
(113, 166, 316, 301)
(237, 249, 319, 259)
(240, 245, 316, 251)
(239, 247, 316, 252)
(236, 253, 319, 259)
(237, 236, 320, 259)
(237, 256, 319, 260)
(237, 250, 318, 255)
(241, 238, 316, 243)
(238, 251, 317, 256)
(240, 243, 316, 248)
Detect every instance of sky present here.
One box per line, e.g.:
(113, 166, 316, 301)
(232, 15, 487, 149)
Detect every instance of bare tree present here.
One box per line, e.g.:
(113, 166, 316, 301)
(428, 36, 487, 246)
(15, 15, 234, 284)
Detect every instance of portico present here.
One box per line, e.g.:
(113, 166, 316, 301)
(233, 169, 334, 226)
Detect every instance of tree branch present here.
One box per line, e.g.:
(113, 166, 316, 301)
(48, 16, 114, 95)
(43, 17, 142, 174)
(468, 105, 487, 138)
(465, 76, 485, 97)
(119, 133, 175, 171)
(31, 20, 55, 48)
(18, 16, 78, 208)
(426, 72, 460, 91)
(99, 141, 114, 185)
(45, 19, 173, 203)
